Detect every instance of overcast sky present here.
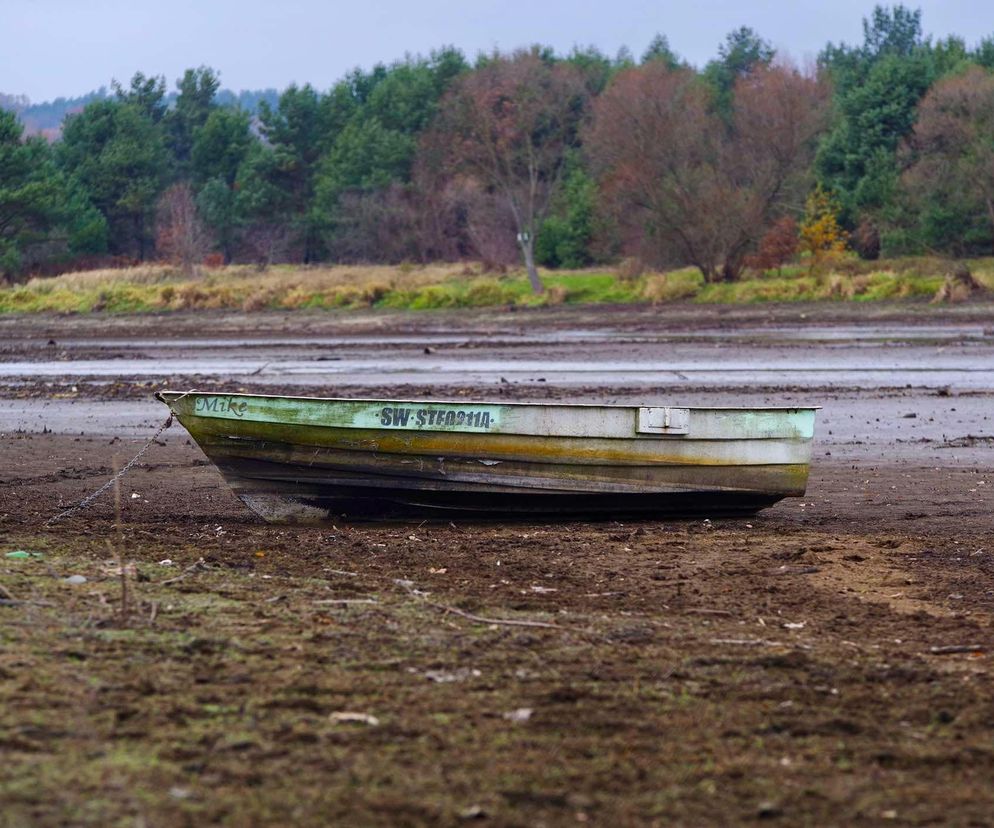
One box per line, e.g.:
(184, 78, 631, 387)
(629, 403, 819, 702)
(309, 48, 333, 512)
(3, 0, 994, 101)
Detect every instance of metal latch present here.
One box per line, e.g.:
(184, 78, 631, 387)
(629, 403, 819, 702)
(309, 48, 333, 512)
(636, 407, 690, 435)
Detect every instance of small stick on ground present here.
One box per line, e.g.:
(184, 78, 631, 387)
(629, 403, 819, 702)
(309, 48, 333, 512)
(423, 601, 564, 630)
(160, 557, 209, 586)
(929, 644, 986, 655)
(395, 579, 571, 632)
(710, 638, 787, 647)
(769, 566, 821, 576)
(112, 457, 129, 624)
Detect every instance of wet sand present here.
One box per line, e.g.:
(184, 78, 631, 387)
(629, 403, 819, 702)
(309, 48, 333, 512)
(2, 304, 994, 825)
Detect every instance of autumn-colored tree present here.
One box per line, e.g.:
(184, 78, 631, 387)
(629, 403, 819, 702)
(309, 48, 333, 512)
(902, 66, 994, 255)
(744, 217, 799, 274)
(587, 62, 829, 281)
(156, 183, 211, 276)
(421, 51, 589, 292)
(799, 186, 848, 272)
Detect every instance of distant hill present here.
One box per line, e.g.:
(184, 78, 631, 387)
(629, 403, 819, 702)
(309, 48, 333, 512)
(1, 87, 281, 138)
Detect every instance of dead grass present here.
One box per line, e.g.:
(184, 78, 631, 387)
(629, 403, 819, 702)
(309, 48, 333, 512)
(2, 257, 994, 314)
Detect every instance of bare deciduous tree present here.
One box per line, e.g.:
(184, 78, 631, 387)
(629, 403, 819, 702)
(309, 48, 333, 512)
(587, 62, 829, 281)
(155, 182, 211, 276)
(903, 66, 994, 255)
(422, 51, 589, 292)
(243, 220, 292, 270)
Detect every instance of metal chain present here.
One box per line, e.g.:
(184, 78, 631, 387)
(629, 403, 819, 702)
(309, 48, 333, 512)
(46, 412, 174, 526)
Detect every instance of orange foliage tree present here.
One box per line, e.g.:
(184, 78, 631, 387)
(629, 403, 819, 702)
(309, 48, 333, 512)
(799, 186, 848, 273)
(745, 216, 799, 274)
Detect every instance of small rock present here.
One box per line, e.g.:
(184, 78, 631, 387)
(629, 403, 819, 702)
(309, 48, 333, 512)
(758, 801, 782, 819)
(169, 787, 192, 800)
(329, 711, 379, 726)
(64, 575, 87, 585)
(503, 708, 533, 723)
(459, 804, 487, 820)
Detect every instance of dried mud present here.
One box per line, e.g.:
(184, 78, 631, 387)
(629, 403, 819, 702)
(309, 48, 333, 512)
(2, 304, 994, 826)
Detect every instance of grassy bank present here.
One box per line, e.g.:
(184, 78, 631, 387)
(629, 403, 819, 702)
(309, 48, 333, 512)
(1, 257, 992, 314)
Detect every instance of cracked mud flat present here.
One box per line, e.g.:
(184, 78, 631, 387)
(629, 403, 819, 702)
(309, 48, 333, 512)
(1, 303, 994, 826)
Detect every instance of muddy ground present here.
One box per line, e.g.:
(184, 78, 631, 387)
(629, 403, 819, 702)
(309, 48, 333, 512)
(2, 303, 994, 826)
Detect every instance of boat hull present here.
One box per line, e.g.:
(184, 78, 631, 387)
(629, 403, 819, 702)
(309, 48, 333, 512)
(157, 392, 816, 522)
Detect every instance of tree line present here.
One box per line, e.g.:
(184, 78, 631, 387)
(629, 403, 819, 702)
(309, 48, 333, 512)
(3, 4, 994, 288)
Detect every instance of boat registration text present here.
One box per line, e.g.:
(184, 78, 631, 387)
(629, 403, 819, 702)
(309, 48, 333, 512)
(378, 406, 497, 431)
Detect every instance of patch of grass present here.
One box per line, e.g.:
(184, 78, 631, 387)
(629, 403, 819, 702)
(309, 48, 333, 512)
(2, 256, 991, 314)
(640, 268, 704, 303)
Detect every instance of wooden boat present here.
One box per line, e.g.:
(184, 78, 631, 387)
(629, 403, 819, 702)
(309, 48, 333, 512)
(156, 391, 817, 522)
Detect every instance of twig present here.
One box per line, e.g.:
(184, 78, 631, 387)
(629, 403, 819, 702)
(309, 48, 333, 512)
(112, 458, 129, 624)
(929, 644, 986, 655)
(686, 608, 734, 616)
(769, 566, 821, 576)
(0, 582, 17, 602)
(423, 600, 565, 630)
(160, 557, 209, 585)
(395, 579, 564, 631)
(313, 598, 379, 605)
(710, 638, 787, 647)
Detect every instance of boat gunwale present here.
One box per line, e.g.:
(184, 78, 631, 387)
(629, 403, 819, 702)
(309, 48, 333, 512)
(155, 389, 821, 413)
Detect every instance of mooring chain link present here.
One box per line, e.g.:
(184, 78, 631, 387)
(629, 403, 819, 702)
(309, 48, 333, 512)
(46, 392, 191, 526)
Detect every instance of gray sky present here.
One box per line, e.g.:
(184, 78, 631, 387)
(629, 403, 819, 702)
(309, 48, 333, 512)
(3, 0, 993, 101)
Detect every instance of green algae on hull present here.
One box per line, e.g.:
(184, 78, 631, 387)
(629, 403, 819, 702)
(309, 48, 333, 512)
(157, 391, 817, 522)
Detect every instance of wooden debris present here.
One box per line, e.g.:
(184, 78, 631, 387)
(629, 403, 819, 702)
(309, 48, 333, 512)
(928, 644, 986, 655)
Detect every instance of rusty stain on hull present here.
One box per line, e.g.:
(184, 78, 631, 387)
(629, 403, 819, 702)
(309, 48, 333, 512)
(156, 391, 817, 523)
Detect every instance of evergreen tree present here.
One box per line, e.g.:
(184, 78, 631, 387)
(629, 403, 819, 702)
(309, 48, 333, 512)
(816, 4, 938, 238)
(0, 110, 105, 278)
(704, 27, 775, 116)
(257, 84, 326, 261)
(641, 34, 681, 69)
(169, 67, 221, 174)
(191, 108, 255, 261)
(112, 72, 167, 123)
(58, 100, 169, 259)
(536, 161, 598, 268)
